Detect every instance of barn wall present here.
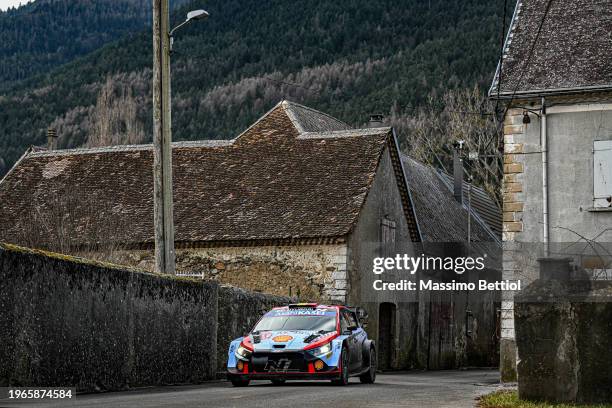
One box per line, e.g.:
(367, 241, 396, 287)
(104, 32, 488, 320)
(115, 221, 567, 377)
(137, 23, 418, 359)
(346, 145, 420, 369)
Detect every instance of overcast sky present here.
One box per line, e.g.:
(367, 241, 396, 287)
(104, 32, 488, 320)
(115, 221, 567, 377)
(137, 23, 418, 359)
(0, 0, 32, 11)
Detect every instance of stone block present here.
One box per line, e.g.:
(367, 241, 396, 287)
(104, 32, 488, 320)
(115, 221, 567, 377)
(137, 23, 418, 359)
(334, 279, 347, 289)
(505, 124, 525, 135)
(504, 162, 524, 174)
(504, 202, 524, 212)
(503, 182, 523, 193)
(503, 231, 517, 242)
(505, 143, 524, 153)
(504, 222, 523, 232)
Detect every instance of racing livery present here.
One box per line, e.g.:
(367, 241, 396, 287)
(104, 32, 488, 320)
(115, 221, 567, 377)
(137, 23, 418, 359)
(227, 303, 376, 386)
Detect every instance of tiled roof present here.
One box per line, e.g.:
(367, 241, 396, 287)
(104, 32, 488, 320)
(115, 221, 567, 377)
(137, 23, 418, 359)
(402, 156, 500, 243)
(490, 0, 612, 97)
(437, 172, 502, 240)
(0, 101, 419, 248)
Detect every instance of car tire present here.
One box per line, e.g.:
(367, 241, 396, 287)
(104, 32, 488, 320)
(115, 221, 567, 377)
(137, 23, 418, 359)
(230, 377, 250, 387)
(270, 379, 286, 385)
(359, 347, 376, 384)
(331, 346, 350, 386)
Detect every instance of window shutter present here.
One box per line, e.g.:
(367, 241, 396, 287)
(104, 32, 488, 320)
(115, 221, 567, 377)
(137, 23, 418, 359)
(594, 140, 612, 208)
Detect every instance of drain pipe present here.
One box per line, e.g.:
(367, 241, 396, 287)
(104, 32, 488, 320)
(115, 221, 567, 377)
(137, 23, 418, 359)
(540, 97, 549, 256)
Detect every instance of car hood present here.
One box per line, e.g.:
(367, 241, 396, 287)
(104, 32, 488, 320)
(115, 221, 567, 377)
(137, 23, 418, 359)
(249, 330, 336, 351)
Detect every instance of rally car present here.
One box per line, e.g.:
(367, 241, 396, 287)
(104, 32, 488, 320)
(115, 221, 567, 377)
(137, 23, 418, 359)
(227, 303, 376, 386)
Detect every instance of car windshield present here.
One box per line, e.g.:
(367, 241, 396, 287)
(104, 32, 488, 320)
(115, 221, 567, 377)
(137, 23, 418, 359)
(253, 313, 337, 332)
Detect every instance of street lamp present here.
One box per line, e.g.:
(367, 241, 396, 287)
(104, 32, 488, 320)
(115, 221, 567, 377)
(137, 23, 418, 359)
(151, 3, 209, 274)
(170, 9, 209, 51)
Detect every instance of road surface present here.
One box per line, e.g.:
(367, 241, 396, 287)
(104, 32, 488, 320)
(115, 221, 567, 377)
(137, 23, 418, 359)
(0, 369, 502, 408)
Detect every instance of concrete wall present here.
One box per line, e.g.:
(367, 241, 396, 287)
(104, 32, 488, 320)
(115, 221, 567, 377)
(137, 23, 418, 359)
(502, 98, 612, 381)
(113, 244, 347, 302)
(515, 279, 612, 404)
(0, 243, 290, 391)
(347, 145, 419, 369)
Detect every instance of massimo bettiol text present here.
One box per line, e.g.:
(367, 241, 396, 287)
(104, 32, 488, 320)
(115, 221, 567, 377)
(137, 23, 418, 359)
(372, 254, 520, 292)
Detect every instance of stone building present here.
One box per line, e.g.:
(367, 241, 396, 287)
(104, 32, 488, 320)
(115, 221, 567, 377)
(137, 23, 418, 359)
(489, 0, 612, 381)
(0, 100, 501, 369)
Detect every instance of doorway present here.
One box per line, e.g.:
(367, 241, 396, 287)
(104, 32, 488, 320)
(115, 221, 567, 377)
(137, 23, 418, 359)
(378, 302, 396, 370)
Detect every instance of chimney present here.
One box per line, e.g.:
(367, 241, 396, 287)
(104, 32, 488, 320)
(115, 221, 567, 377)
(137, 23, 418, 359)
(368, 114, 384, 128)
(47, 128, 57, 151)
(453, 140, 464, 204)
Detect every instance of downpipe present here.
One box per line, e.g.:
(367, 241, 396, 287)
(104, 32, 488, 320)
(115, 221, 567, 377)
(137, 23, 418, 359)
(540, 97, 549, 256)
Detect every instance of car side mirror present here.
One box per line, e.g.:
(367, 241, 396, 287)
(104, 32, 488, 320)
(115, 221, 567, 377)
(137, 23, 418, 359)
(356, 307, 368, 324)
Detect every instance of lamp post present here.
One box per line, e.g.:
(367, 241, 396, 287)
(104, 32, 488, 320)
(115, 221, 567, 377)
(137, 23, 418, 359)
(152, 1, 208, 274)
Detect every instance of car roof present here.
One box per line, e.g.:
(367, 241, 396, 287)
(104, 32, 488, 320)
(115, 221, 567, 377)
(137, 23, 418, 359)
(271, 303, 346, 312)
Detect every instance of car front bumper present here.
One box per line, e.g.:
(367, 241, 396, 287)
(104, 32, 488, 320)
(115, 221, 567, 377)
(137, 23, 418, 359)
(228, 350, 340, 380)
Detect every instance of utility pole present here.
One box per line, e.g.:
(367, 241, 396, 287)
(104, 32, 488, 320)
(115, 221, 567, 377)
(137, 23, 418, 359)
(152, 0, 175, 274)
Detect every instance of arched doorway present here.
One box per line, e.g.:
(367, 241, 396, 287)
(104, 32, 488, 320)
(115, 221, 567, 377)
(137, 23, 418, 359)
(378, 302, 396, 370)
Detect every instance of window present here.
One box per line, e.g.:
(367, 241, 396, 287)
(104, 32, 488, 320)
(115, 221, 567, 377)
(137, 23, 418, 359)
(594, 140, 612, 208)
(380, 217, 397, 282)
(381, 217, 396, 245)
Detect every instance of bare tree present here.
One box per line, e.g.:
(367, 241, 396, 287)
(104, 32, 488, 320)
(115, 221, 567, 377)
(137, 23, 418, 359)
(87, 76, 145, 147)
(392, 86, 503, 206)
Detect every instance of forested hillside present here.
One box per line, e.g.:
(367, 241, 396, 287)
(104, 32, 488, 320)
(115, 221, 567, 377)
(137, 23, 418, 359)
(0, 0, 510, 181)
(0, 0, 190, 87)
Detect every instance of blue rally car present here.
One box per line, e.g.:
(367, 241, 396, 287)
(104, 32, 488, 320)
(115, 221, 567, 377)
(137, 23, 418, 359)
(227, 303, 376, 386)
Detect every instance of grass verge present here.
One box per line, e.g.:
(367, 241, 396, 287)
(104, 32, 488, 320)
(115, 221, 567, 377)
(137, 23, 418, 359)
(479, 391, 612, 408)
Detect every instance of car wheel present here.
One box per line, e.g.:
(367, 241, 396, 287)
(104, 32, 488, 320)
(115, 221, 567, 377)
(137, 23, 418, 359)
(332, 346, 350, 386)
(230, 377, 250, 387)
(359, 347, 376, 384)
(270, 379, 286, 385)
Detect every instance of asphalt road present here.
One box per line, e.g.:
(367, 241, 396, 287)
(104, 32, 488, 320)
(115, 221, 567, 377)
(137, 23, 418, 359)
(0, 370, 502, 408)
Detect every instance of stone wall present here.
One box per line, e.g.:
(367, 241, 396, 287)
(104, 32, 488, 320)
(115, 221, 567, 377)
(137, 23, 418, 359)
(501, 107, 526, 382)
(0, 243, 291, 391)
(515, 279, 612, 404)
(118, 244, 347, 302)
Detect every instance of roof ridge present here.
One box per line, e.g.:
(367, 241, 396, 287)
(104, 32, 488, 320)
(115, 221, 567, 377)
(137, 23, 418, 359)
(28, 139, 236, 157)
(298, 127, 391, 139)
(234, 100, 289, 139)
(282, 100, 351, 132)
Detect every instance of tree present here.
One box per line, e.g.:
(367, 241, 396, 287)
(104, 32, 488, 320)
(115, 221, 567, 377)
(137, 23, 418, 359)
(392, 86, 503, 207)
(87, 76, 145, 147)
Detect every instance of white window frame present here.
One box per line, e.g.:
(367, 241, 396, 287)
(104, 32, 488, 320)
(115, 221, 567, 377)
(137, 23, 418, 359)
(594, 140, 612, 208)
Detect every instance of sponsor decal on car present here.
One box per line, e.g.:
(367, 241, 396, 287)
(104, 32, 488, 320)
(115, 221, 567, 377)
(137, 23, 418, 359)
(267, 309, 332, 317)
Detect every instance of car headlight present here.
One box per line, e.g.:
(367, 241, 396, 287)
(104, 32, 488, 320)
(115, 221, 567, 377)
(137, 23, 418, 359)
(310, 342, 333, 357)
(235, 344, 252, 360)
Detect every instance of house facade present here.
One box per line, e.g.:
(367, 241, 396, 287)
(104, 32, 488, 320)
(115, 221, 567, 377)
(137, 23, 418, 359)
(490, 0, 612, 381)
